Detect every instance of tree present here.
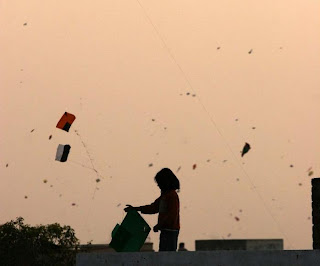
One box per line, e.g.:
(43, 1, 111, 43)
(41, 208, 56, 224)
(0, 217, 79, 266)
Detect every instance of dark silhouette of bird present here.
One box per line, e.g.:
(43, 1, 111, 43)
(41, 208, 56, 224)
(241, 142, 251, 157)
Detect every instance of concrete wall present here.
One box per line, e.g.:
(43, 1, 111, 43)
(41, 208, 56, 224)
(77, 250, 320, 266)
(195, 239, 283, 251)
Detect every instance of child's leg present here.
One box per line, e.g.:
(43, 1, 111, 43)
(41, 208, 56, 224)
(159, 230, 179, 251)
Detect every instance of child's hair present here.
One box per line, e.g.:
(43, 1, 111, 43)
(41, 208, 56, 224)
(154, 168, 180, 191)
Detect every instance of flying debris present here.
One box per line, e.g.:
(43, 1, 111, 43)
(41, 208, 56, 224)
(117, 203, 121, 207)
(307, 167, 313, 172)
(222, 160, 228, 163)
(71, 203, 76, 206)
(217, 47, 221, 50)
(227, 233, 231, 237)
(186, 92, 190, 95)
(236, 178, 240, 182)
(290, 164, 294, 168)
(252, 127, 256, 130)
(96, 178, 101, 183)
(148, 163, 153, 167)
(49, 135, 52, 140)
(30, 129, 35, 133)
(43, 179, 48, 184)
(298, 183, 302, 186)
(24, 196, 28, 199)
(248, 49, 253, 54)
(23, 23, 27, 26)
(192, 94, 196, 97)
(235, 216, 240, 221)
(206, 159, 211, 162)
(6, 164, 8, 167)
(56, 112, 76, 132)
(309, 171, 314, 176)
(151, 119, 155, 122)
(235, 118, 239, 121)
(55, 144, 71, 162)
(192, 164, 197, 170)
(241, 143, 251, 157)
(176, 166, 181, 173)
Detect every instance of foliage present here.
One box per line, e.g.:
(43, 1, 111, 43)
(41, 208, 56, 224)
(0, 217, 79, 266)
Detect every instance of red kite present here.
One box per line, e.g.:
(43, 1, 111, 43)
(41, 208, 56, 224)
(56, 112, 76, 132)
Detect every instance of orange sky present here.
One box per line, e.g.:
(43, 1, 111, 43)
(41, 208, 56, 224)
(1, 0, 320, 250)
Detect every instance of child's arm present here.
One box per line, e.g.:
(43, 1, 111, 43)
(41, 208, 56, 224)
(124, 198, 160, 214)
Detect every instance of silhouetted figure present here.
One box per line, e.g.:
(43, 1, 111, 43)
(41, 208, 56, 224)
(125, 168, 180, 251)
(178, 242, 188, 251)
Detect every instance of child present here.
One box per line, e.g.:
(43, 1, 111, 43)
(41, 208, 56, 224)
(124, 168, 180, 251)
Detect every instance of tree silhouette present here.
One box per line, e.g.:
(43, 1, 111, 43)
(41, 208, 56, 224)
(0, 217, 79, 266)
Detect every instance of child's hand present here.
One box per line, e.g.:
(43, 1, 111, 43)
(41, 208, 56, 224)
(124, 204, 134, 212)
(153, 224, 160, 232)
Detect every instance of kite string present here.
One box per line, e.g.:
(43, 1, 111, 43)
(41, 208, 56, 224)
(73, 129, 100, 199)
(134, 0, 293, 248)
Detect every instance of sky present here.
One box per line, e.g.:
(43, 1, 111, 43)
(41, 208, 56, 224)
(1, 0, 320, 251)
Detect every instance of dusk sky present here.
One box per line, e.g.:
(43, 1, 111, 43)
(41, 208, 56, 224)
(1, 0, 319, 250)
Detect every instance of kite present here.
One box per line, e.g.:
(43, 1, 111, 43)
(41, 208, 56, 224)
(241, 142, 251, 157)
(56, 112, 76, 132)
(55, 144, 71, 162)
(109, 209, 151, 252)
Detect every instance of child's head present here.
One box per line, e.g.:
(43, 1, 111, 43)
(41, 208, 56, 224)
(154, 168, 180, 192)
